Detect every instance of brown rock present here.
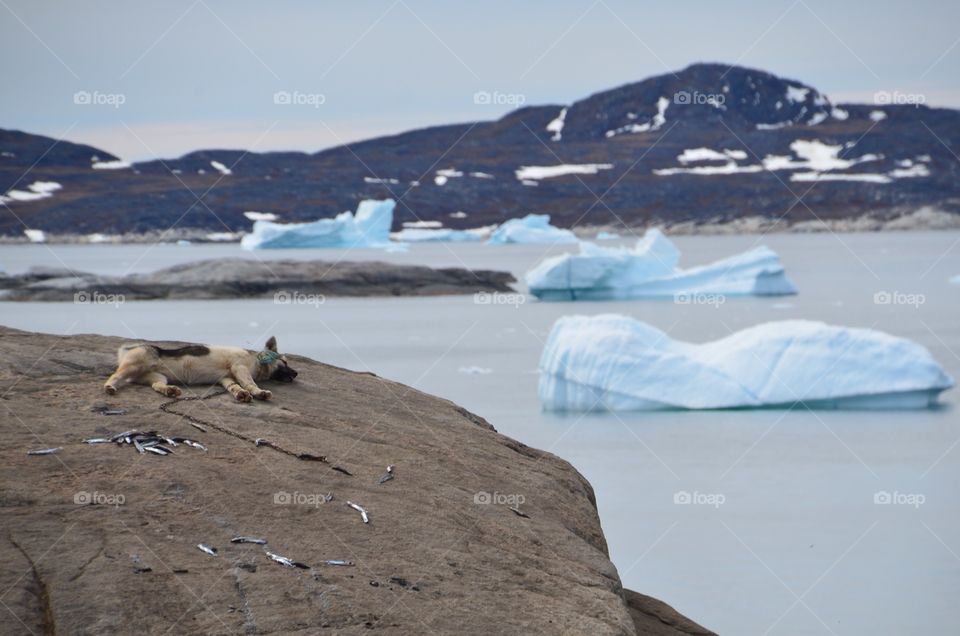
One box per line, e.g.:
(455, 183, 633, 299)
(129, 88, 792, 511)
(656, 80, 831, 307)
(0, 326, 713, 635)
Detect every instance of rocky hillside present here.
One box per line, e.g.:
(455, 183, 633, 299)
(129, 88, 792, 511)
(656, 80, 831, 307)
(0, 327, 714, 635)
(3, 62, 958, 237)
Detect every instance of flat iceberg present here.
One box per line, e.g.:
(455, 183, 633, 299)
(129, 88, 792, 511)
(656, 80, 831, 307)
(391, 226, 493, 242)
(487, 214, 578, 245)
(538, 315, 955, 411)
(526, 228, 797, 300)
(241, 199, 394, 249)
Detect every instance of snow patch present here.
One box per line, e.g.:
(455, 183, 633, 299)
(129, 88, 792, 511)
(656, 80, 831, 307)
(434, 168, 463, 186)
(869, 110, 887, 122)
(92, 159, 131, 170)
(546, 107, 567, 142)
(1, 181, 63, 204)
(515, 163, 613, 181)
(786, 85, 810, 103)
(365, 177, 399, 184)
(605, 97, 669, 138)
(210, 160, 232, 176)
(244, 211, 278, 221)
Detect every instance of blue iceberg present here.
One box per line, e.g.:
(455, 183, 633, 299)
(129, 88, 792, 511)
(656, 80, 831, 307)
(539, 315, 955, 411)
(241, 199, 394, 249)
(487, 214, 578, 245)
(525, 228, 797, 300)
(391, 226, 491, 242)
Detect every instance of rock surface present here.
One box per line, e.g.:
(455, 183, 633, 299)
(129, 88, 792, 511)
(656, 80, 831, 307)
(0, 258, 516, 301)
(0, 327, 714, 635)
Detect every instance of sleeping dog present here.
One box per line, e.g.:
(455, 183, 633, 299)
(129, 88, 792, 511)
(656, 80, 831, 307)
(104, 336, 298, 402)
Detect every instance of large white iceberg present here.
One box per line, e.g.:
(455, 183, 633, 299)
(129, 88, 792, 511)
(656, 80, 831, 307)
(538, 315, 955, 411)
(241, 199, 394, 249)
(526, 228, 797, 300)
(487, 214, 578, 245)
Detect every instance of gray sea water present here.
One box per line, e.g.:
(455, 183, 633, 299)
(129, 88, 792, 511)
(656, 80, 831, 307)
(2, 231, 958, 635)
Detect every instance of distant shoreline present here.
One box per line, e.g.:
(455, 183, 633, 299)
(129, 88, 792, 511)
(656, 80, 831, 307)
(2, 207, 957, 245)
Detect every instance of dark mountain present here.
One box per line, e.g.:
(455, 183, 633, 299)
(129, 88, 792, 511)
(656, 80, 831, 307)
(2, 63, 958, 237)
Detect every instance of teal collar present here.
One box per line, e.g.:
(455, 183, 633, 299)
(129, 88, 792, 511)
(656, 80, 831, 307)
(257, 350, 280, 366)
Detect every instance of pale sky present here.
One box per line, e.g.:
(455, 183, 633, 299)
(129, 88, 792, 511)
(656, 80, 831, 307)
(1, 0, 957, 161)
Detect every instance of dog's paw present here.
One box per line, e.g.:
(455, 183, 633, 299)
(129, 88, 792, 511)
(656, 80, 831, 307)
(164, 386, 182, 398)
(235, 389, 253, 403)
(104, 385, 117, 395)
(254, 390, 272, 401)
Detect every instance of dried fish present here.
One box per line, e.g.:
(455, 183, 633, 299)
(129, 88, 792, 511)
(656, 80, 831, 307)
(27, 447, 62, 456)
(265, 550, 309, 569)
(331, 466, 353, 476)
(378, 465, 395, 484)
(509, 506, 529, 518)
(321, 559, 354, 567)
(144, 446, 170, 456)
(83, 438, 112, 444)
(101, 409, 127, 416)
(231, 537, 267, 545)
(110, 430, 140, 442)
(171, 437, 206, 451)
(346, 501, 370, 524)
(133, 439, 146, 454)
(196, 544, 218, 556)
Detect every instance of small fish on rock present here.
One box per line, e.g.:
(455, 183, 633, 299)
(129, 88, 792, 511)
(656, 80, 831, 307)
(27, 447, 62, 456)
(346, 501, 370, 524)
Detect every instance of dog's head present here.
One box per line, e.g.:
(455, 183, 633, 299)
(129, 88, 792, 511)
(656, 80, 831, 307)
(257, 336, 298, 383)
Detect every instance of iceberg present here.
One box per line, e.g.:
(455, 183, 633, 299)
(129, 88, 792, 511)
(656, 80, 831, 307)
(526, 228, 797, 300)
(487, 214, 578, 245)
(391, 226, 493, 243)
(538, 315, 955, 411)
(241, 199, 394, 249)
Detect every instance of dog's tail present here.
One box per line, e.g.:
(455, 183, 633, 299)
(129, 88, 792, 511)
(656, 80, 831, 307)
(117, 343, 148, 362)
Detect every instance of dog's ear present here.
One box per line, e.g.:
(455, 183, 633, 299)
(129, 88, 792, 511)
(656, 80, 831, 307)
(265, 336, 278, 352)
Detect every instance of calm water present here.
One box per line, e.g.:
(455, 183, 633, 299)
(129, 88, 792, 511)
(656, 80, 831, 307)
(2, 232, 959, 635)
